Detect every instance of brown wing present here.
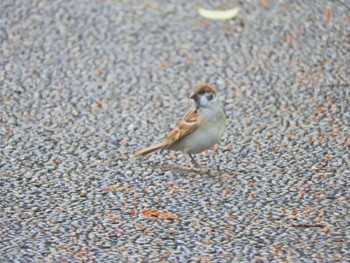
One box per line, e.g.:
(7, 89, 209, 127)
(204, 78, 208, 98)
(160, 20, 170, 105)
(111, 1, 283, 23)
(163, 108, 201, 149)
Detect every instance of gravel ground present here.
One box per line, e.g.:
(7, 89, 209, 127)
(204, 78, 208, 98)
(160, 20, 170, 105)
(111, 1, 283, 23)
(1, 0, 349, 262)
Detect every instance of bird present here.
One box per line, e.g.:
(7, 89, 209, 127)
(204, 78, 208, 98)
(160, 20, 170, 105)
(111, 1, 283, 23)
(134, 83, 226, 169)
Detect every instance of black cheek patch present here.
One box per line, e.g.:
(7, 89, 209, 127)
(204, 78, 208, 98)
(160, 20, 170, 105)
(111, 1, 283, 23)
(207, 94, 213, 101)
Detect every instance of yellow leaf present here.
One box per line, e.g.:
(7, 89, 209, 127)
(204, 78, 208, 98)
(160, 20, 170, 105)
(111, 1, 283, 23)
(197, 7, 239, 21)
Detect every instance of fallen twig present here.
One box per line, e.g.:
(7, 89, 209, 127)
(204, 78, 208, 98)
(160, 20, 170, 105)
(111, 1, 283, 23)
(291, 224, 325, 228)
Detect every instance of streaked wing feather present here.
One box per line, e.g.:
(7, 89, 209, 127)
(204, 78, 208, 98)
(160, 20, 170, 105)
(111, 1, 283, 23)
(163, 109, 200, 149)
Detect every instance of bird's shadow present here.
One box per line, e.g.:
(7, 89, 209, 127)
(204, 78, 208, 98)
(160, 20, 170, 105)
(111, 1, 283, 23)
(143, 162, 237, 178)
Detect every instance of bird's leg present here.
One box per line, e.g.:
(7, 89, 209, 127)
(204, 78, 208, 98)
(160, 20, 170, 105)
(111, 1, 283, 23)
(188, 154, 199, 169)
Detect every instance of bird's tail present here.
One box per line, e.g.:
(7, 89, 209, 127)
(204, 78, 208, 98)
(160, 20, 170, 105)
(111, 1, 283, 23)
(134, 142, 166, 157)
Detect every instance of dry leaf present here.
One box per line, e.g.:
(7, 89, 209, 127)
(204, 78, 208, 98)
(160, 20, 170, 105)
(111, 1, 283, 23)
(274, 245, 283, 251)
(248, 182, 256, 187)
(143, 229, 151, 235)
(224, 232, 232, 237)
(323, 155, 330, 163)
(223, 189, 232, 195)
(316, 107, 326, 113)
(197, 7, 239, 21)
(96, 98, 107, 108)
(330, 131, 339, 136)
(95, 69, 104, 75)
(53, 159, 61, 165)
(108, 215, 122, 222)
(198, 256, 211, 263)
(259, 0, 270, 8)
(142, 209, 176, 221)
(324, 7, 333, 21)
(159, 62, 169, 68)
(136, 225, 145, 231)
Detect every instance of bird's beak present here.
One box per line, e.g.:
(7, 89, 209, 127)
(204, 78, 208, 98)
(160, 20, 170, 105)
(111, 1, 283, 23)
(189, 92, 197, 100)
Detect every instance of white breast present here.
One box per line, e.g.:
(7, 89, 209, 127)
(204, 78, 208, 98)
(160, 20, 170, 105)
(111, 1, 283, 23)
(171, 102, 226, 154)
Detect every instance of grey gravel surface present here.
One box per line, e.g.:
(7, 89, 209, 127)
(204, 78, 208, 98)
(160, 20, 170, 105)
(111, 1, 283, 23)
(1, 0, 350, 262)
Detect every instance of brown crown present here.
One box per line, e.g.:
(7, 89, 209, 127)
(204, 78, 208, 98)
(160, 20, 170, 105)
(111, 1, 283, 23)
(191, 83, 217, 95)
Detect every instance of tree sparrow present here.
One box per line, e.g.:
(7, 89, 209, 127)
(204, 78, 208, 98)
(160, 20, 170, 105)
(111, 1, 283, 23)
(135, 83, 226, 168)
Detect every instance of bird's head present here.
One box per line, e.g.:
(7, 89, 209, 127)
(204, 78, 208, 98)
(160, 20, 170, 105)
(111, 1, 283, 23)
(189, 83, 217, 108)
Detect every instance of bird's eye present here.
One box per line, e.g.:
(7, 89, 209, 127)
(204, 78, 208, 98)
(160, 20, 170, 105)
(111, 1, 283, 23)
(199, 89, 205, 95)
